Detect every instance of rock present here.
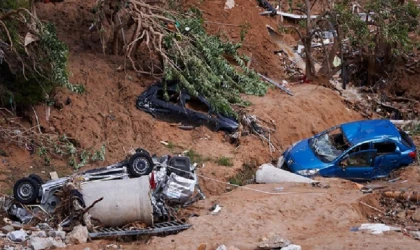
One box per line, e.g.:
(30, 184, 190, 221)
(410, 231, 420, 240)
(52, 238, 66, 248)
(7, 230, 27, 242)
(258, 234, 290, 249)
(2, 225, 15, 233)
(67, 225, 88, 244)
(37, 223, 52, 231)
(29, 237, 53, 250)
(31, 231, 47, 238)
(216, 245, 228, 250)
(281, 244, 302, 250)
(224, 0, 235, 10)
(48, 230, 66, 240)
(412, 209, 420, 222)
(397, 211, 406, 220)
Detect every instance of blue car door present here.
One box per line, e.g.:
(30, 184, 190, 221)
(372, 141, 400, 178)
(335, 149, 377, 180)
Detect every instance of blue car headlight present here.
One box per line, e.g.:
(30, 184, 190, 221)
(296, 169, 320, 176)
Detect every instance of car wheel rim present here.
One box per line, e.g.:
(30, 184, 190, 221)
(18, 183, 33, 200)
(133, 157, 149, 175)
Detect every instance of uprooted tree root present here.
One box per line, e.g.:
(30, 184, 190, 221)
(94, 0, 267, 117)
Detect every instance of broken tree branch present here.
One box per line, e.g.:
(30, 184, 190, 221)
(83, 197, 104, 215)
(258, 73, 293, 96)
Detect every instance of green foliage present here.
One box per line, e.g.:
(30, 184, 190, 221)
(412, 124, 420, 135)
(332, 0, 420, 54)
(228, 164, 255, 186)
(0, 0, 29, 9)
(184, 149, 204, 164)
(37, 146, 51, 166)
(216, 156, 233, 166)
(0, 148, 8, 157)
(184, 149, 211, 164)
(36, 134, 106, 169)
(163, 9, 267, 117)
(239, 22, 251, 42)
(165, 141, 175, 149)
(0, 4, 84, 111)
(91, 144, 106, 161)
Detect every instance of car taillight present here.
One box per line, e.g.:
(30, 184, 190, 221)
(149, 171, 156, 189)
(408, 151, 417, 159)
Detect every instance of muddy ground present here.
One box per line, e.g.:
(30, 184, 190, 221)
(0, 0, 419, 249)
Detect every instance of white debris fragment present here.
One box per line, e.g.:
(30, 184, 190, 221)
(211, 204, 222, 215)
(359, 223, 401, 235)
(224, 0, 235, 10)
(67, 225, 88, 244)
(29, 237, 54, 250)
(7, 230, 27, 242)
(282, 244, 302, 250)
(216, 245, 228, 250)
(281, 244, 302, 250)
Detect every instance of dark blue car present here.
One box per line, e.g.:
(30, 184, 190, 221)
(278, 119, 417, 181)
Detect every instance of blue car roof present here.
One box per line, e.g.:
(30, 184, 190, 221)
(341, 119, 400, 145)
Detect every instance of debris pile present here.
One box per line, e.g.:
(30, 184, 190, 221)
(361, 190, 420, 240)
(0, 148, 205, 248)
(372, 191, 420, 226)
(241, 114, 280, 153)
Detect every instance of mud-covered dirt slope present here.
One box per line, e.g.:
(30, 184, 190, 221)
(0, 0, 419, 249)
(1, 0, 362, 184)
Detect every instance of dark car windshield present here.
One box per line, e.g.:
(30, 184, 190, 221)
(309, 127, 351, 163)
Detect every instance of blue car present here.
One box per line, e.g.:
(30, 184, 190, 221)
(278, 119, 417, 181)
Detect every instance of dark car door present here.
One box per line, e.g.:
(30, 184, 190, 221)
(335, 148, 377, 180)
(371, 141, 400, 178)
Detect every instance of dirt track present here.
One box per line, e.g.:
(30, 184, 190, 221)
(0, 0, 419, 249)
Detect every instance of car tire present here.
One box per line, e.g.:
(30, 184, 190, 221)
(128, 152, 154, 177)
(13, 177, 40, 204)
(135, 148, 150, 156)
(29, 174, 44, 185)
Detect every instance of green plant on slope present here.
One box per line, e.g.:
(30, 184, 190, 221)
(95, 2, 268, 117)
(0, 2, 83, 111)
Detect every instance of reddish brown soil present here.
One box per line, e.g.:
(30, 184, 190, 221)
(0, 0, 419, 249)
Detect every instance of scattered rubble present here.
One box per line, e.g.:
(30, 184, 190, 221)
(258, 233, 302, 250)
(1, 148, 206, 247)
(29, 237, 54, 250)
(67, 225, 88, 244)
(7, 230, 27, 243)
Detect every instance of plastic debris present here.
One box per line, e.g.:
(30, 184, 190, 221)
(357, 223, 401, 235)
(210, 204, 222, 215)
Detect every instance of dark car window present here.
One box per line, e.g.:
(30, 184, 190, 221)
(348, 143, 370, 154)
(157, 90, 180, 104)
(399, 129, 414, 148)
(373, 142, 396, 154)
(343, 151, 374, 167)
(185, 96, 210, 114)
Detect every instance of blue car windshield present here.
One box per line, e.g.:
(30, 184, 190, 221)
(309, 127, 351, 163)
